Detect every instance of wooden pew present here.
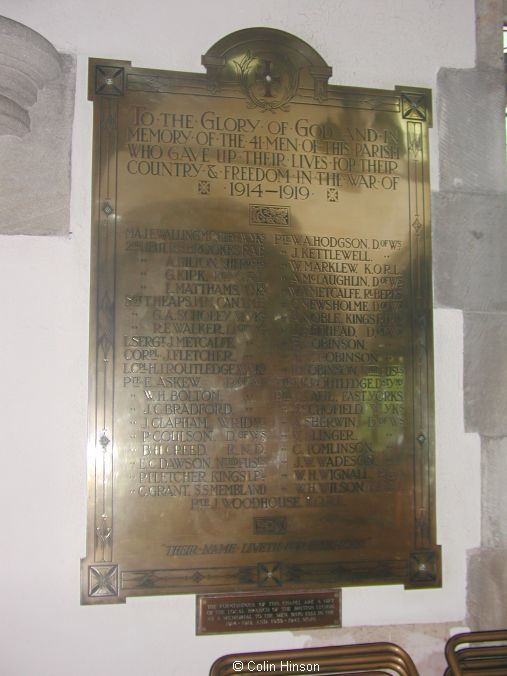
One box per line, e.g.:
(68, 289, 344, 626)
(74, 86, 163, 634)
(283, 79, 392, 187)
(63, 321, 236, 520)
(210, 642, 419, 675)
(445, 629, 507, 675)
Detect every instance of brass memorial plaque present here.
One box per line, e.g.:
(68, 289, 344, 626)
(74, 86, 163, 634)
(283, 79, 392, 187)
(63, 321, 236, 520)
(196, 590, 341, 634)
(81, 28, 440, 604)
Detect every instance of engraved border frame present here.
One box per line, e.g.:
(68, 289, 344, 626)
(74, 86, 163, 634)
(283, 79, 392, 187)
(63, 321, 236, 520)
(81, 29, 439, 604)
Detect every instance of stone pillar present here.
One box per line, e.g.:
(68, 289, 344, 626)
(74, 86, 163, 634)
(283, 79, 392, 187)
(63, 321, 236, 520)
(0, 16, 75, 235)
(433, 0, 507, 629)
(0, 16, 62, 136)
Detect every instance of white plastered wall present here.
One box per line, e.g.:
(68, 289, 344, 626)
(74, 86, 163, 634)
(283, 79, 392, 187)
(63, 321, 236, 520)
(0, 2, 481, 674)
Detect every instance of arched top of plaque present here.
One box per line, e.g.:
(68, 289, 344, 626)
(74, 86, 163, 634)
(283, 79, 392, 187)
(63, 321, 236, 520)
(202, 27, 332, 110)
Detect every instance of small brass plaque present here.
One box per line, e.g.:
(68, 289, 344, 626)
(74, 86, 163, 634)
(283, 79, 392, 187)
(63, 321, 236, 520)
(197, 590, 341, 634)
(81, 28, 440, 604)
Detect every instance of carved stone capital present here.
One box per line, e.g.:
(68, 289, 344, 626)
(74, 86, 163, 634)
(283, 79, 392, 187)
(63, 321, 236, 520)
(0, 16, 61, 136)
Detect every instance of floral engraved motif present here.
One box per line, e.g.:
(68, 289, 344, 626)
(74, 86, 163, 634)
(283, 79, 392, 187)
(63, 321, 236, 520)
(250, 205, 289, 226)
(254, 516, 287, 535)
(412, 215, 424, 236)
(96, 514, 112, 547)
(408, 128, 423, 157)
(102, 201, 114, 216)
(138, 572, 158, 588)
(192, 571, 204, 583)
(313, 78, 327, 102)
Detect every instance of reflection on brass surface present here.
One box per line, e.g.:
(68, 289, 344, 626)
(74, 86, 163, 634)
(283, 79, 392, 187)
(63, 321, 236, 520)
(196, 590, 341, 634)
(81, 28, 440, 605)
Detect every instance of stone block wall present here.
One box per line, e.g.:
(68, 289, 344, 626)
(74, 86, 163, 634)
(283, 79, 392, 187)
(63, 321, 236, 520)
(433, 0, 507, 629)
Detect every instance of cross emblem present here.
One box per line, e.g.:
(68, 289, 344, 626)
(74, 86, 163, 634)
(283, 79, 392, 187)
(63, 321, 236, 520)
(255, 60, 281, 98)
(401, 93, 427, 120)
(258, 561, 283, 586)
(95, 66, 125, 96)
(89, 565, 118, 597)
